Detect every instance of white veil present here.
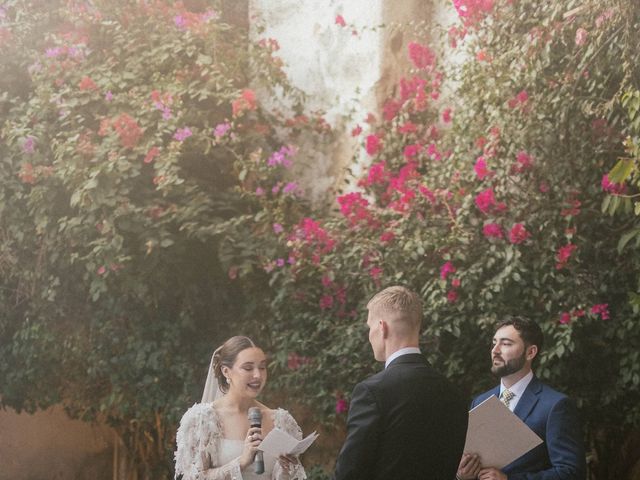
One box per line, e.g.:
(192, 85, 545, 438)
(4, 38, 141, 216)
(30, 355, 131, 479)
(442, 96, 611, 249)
(201, 349, 224, 403)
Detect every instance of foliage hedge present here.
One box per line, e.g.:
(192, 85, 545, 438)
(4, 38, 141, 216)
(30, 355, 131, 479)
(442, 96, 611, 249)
(1, 0, 640, 478)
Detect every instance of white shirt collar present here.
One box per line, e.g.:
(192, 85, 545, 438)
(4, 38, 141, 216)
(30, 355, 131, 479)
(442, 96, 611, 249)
(500, 370, 533, 411)
(385, 347, 421, 369)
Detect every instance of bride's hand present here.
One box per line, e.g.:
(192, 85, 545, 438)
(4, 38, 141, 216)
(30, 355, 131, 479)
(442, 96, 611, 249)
(239, 426, 262, 470)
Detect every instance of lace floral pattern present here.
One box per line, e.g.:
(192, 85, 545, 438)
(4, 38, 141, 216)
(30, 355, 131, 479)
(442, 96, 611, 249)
(175, 404, 307, 480)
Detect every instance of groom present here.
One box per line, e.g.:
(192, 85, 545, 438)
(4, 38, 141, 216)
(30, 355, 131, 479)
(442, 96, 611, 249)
(333, 286, 468, 480)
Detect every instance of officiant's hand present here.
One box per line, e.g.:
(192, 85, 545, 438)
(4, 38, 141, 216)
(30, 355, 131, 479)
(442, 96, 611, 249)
(478, 467, 506, 480)
(239, 426, 262, 469)
(277, 454, 299, 473)
(456, 453, 481, 480)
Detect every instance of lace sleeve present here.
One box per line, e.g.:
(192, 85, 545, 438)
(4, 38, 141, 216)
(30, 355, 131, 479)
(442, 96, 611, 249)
(271, 409, 307, 480)
(174, 403, 244, 480)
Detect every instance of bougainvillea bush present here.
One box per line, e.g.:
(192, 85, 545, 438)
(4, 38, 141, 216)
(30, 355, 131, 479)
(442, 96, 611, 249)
(222, 0, 640, 477)
(0, 0, 325, 477)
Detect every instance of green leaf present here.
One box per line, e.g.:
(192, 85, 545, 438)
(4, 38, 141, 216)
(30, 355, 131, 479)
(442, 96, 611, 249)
(608, 158, 634, 184)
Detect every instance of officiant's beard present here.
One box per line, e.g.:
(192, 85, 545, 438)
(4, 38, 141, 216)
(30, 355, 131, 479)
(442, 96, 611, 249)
(491, 352, 526, 378)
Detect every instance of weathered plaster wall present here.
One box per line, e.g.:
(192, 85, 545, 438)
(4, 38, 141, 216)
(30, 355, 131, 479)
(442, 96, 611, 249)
(250, 1, 436, 204)
(0, 405, 113, 480)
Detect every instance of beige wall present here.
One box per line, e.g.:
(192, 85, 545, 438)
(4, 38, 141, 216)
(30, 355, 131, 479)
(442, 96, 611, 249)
(0, 405, 114, 480)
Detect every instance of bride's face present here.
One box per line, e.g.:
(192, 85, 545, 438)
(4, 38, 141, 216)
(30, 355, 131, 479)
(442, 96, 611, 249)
(223, 347, 268, 398)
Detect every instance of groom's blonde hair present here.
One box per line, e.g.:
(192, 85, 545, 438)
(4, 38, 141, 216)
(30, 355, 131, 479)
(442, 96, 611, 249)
(367, 286, 422, 333)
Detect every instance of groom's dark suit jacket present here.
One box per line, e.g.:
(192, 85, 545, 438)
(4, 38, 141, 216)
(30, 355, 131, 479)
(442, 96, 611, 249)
(333, 353, 468, 480)
(472, 376, 586, 479)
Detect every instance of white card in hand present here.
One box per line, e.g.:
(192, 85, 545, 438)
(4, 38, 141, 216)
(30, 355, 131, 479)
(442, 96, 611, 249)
(258, 428, 319, 457)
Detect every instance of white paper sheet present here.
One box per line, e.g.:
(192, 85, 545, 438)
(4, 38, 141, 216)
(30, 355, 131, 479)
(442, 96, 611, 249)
(258, 428, 319, 457)
(463, 395, 543, 469)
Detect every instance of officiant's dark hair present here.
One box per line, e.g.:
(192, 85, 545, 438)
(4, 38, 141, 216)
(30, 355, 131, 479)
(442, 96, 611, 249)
(496, 316, 544, 366)
(213, 336, 257, 393)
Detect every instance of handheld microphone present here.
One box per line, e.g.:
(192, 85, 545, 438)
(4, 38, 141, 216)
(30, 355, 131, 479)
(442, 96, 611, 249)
(248, 407, 264, 474)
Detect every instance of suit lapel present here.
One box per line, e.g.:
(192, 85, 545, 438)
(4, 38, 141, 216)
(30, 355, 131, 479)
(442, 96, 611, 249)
(513, 376, 542, 421)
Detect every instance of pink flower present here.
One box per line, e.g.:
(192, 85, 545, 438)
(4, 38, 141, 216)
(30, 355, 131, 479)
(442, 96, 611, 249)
(442, 108, 452, 123)
(267, 145, 296, 168)
(508, 223, 530, 244)
(283, 182, 299, 195)
(214, 122, 231, 138)
(337, 192, 371, 225)
(440, 261, 456, 280)
(403, 144, 421, 159)
(601, 174, 625, 194)
(144, 146, 160, 164)
(369, 266, 383, 279)
(22, 136, 36, 154)
(515, 151, 533, 172)
(483, 223, 503, 239)
(383, 100, 402, 121)
(516, 90, 529, 103)
(173, 127, 192, 141)
(398, 121, 418, 134)
(79, 76, 97, 91)
(351, 124, 362, 136)
(97, 265, 106, 276)
(380, 231, 395, 243)
(447, 289, 458, 303)
(408, 42, 436, 70)
(364, 161, 387, 186)
(335, 398, 348, 414)
(105, 91, 113, 102)
(475, 188, 496, 213)
(539, 182, 550, 193)
(451, 278, 461, 288)
(555, 243, 577, 270)
(365, 134, 382, 155)
(591, 303, 609, 320)
(474, 156, 492, 180)
(419, 185, 436, 204)
(559, 312, 571, 325)
(228, 266, 238, 280)
(276, 258, 285, 267)
(335, 15, 346, 27)
(575, 28, 588, 46)
(320, 295, 334, 310)
(273, 223, 283, 234)
(255, 187, 265, 196)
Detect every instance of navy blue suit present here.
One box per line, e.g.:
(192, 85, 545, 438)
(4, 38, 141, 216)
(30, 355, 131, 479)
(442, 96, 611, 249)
(472, 376, 586, 479)
(334, 354, 468, 480)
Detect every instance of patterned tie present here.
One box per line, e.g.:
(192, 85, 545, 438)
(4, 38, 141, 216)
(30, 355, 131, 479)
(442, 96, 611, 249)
(500, 389, 515, 408)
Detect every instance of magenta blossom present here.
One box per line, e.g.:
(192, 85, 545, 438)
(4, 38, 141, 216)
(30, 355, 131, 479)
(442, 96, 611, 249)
(508, 223, 530, 244)
(483, 223, 503, 239)
(173, 127, 192, 141)
(475, 188, 496, 213)
(440, 261, 456, 280)
(335, 398, 348, 414)
(590, 304, 609, 320)
(474, 156, 491, 180)
(267, 145, 296, 168)
(22, 136, 36, 154)
(559, 312, 572, 325)
(273, 223, 283, 234)
(213, 122, 231, 138)
(601, 174, 625, 194)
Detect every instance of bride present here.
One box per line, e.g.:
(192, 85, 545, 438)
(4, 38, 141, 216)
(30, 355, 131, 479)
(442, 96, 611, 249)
(174, 336, 307, 480)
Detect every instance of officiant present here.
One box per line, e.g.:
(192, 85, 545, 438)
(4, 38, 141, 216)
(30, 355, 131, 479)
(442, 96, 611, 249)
(456, 316, 586, 480)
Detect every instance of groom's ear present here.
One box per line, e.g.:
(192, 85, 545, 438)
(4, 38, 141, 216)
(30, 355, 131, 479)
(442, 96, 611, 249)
(380, 320, 389, 339)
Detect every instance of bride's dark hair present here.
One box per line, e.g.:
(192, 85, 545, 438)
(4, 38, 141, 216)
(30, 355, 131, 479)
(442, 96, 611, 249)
(212, 336, 257, 393)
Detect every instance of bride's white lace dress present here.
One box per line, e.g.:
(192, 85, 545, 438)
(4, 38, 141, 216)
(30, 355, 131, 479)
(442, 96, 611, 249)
(174, 404, 307, 480)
